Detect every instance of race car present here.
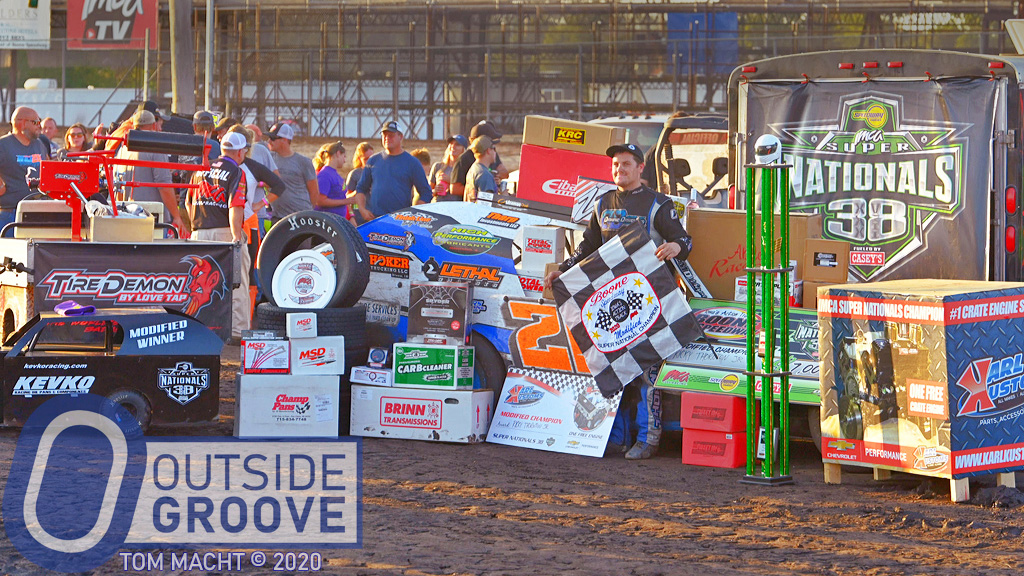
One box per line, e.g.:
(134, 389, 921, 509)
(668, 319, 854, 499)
(1, 307, 223, 430)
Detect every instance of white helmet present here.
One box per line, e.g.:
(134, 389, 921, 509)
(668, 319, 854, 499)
(754, 134, 782, 164)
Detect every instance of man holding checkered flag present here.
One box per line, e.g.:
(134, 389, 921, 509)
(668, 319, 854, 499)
(544, 143, 698, 460)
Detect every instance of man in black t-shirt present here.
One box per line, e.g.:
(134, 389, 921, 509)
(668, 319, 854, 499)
(450, 120, 509, 200)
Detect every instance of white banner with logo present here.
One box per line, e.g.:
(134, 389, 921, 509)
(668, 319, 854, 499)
(487, 368, 622, 458)
(0, 0, 50, 49)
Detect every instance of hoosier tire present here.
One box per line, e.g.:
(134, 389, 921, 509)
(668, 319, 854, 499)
(254, 303, 367, 340)
(256, 211, 370, 308)
(108, 389, 152, 433)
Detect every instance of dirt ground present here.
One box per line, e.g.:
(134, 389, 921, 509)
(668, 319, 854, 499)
(1, 347, 1024, 576)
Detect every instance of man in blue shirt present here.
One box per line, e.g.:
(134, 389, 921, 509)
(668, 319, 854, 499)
(355, 120, 432, 220)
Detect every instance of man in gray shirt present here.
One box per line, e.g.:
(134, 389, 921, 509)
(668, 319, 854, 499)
(464, 136, 498, 203)
(266, 122, 316, 222)
(113, 110, 184, 233)
(0, 106, 49, 233)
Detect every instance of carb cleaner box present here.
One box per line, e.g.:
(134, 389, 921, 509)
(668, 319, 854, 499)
(392, 343, 475, 390)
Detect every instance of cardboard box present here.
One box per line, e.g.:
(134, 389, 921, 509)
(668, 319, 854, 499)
(392, 343, 475, 390)
(234, 374, 340, 437)
(521, 225, 566, 273)
(350, 366, 394, 387)
(523, 115, 626, 155)
(286, 312, 318, 338)
(349, 384, 493, 442)
(682, 429, 746, 468)
(801, 280, 835, 309)
(290, 335, 345, 375)
(685, 208, 822, 300)
(541, 262, 560, 300)
(89, 215, 154, 243)
(733, 266, 802, 307)
(242, 337, 290, 375)
(516, 144, 613, 213)
(407, 281, 472, 345)
(818, 279, 1024, 480)
(803, 239, 850, 283)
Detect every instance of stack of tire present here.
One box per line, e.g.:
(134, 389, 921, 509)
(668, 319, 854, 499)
(254, 211, 371, 431)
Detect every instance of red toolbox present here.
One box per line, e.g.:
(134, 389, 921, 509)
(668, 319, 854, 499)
(682, 429, 746, 468)
(680, 391, 747, 432)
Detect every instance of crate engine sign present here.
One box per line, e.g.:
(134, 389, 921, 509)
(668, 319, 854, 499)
(32, 242, 234, 339)
(743, 80, 996, 282)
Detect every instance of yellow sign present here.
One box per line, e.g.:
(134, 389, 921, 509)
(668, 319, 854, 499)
(552, 127, 586, 146)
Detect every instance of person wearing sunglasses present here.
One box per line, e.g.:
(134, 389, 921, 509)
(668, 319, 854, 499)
(0, 107, 49, 234)
(57, 123, 92, 160)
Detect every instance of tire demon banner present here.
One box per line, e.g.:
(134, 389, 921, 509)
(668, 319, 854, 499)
(33, 242, 233, 339)
(742, 80, 998, 282)
(67, 0, 157, 50)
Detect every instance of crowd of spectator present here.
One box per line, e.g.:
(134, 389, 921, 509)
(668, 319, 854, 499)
(0, 102, 506, 339)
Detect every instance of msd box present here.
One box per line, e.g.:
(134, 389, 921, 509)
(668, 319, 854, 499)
(521, 225, 565, 274)
(407, 281, 472, 345)
(392, 343, 475, 390)
(286, 312, 318, 338)
(242, 332, 289, 375)
(349, 384, 493, 443)
(290, 335, 345, 375)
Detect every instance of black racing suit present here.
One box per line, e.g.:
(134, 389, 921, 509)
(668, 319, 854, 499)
(559, 184, 692, 272)
(558, 184, 693, 448)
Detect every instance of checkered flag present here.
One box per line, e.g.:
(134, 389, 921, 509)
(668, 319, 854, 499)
(552, 221, 701, 397)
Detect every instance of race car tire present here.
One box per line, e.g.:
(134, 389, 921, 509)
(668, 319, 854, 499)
(472, 334, 507, 411)
(108, 389, 152, 432)
(254, 303, 367, 341)
(807, 406, 822, 454)
(256, 211, 369, 308)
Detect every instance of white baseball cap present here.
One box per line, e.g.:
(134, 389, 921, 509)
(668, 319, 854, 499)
(220, 131, 249, 151)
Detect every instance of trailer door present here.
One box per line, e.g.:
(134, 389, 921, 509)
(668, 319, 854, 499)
(737, 77, 1001, 283)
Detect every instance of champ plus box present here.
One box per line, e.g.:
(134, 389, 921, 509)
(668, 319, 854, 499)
(349, 384, 492, 442)
(234, 374, 340, 437)
(818, 279, 1024, 482)
(392, 343, 475, 390)
(407, 281, 472, 345)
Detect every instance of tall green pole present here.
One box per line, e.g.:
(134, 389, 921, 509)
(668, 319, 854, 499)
(742, 157, 794, 486)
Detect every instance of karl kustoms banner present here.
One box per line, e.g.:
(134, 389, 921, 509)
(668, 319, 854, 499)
(742, 78, 997, 283)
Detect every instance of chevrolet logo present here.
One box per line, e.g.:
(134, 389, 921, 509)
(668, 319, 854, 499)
(827, 440, 857, 451)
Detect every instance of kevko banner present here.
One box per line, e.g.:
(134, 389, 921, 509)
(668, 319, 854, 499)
(741, 79, 998, 283)
(67, 0, 158, 50)
(32, 241, 234, 340)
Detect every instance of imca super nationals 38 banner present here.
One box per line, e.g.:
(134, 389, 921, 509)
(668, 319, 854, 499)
(67, 0, 158, 50)
(741, 79, 997, 282)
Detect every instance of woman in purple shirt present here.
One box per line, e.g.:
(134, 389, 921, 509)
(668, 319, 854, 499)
(314, 141, 356, 224)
